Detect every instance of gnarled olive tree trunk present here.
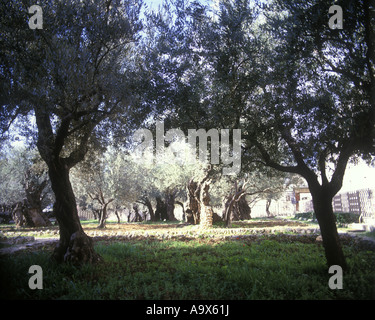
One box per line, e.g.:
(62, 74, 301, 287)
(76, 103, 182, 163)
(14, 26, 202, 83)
(165, 191, 177, 221)
(49, 159, 101, 264)
(155, 196, 167, 221)
(186, 169, 220, 227)
(138, 197, 155, 221)
(186, 179, 200, 224)
(223, 193, 251, 226)
(199, 179, 215, 228)
(223, 181, 255, 227)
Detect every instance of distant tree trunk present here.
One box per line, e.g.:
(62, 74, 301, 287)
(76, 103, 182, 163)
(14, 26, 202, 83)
(23, 171, 51, 227)
(91, 208, 99, 220)
(12, 202, 25, 228)
(223, 181, 255, 227)
(223, 194, 251, 222)
(175, 201, 185, 221)
(97, 209, 103, 221)
(223, 196, 235, 227)
(24, 207, 52, 227)
(155, 196, 167, 221)
(89, 188, 114, 229)
(98, 200, 113, 229)
(266, 198, 272, 217)
(132, 203, 143, 222)
(138, 197, 155, 221)
(165, 191, 177, 221)
(12, 199, 51, 228)
(145, 197, 155, 221)
(186, 179, 200, 224)
(114, 206, 121, 223)
(236, 196, 251, 220)
(199, 179, 214, 228)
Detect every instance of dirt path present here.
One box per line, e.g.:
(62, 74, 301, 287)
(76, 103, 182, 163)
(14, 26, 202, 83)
(0, 238, 58, 256)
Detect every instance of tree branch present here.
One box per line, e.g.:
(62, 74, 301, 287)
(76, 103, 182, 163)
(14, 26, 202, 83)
(329, 138, 357, 196)
(64, 123, 95, 169)
(34, 106, 55, 164)
(250, 140, 301, 174)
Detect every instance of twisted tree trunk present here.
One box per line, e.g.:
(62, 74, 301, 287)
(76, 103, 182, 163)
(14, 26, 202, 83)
(90, 188, 114, 229)
(138, 197, 155, 221)
(309, 184, 347, 270)
(187, 167, 218, 227)
(49, 159, 101, 264)
(165, 191, 177, 221)
(199, 179, 214, 228)
(186, 180, 200, 224)
(22, 170, 51, 227)
(155, 196, 167, 221)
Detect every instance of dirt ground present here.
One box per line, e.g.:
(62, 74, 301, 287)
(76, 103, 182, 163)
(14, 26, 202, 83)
(0, 218, 316, 255)
(1, 218, 374, 256)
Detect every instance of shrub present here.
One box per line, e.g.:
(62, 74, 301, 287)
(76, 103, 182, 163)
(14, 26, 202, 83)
(334, 212, 360, 225)
(294, 211, 359, 225)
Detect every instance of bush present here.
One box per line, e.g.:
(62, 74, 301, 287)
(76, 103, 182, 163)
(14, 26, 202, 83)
(334, 212, 360, 225)
(294, 211, 359, 225)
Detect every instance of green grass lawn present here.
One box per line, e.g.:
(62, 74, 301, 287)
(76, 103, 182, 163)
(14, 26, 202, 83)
(1, 237, 374, 300)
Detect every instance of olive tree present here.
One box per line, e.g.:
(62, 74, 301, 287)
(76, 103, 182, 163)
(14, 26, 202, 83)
(0, 0, 143, 263)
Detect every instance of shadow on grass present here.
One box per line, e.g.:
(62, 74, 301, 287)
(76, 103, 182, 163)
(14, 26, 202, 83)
(1, 237, 374, 300)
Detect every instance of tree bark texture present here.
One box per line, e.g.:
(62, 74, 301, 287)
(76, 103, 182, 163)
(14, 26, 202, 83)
(266, 198, 272, 217)
(11, 200, 51, 228)
(155, 196, 167, 221)
(143, 197, 155, 221)
(223, 182, 252, 227)
(49, 160, 101, 264)
(165, 191, 177, 221)
(132, 203, 143, 222)
(199, 180, 215, 228)
(187, 175, 219, 227)
(186, 180, 201, 224)
(309, 186, 348, 270)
